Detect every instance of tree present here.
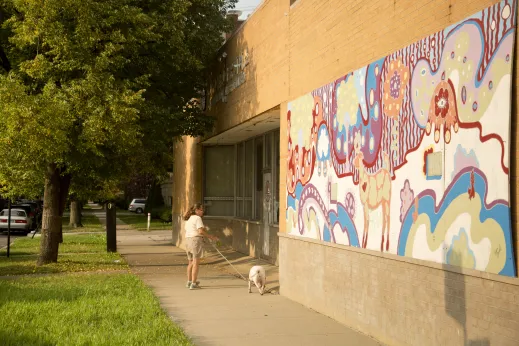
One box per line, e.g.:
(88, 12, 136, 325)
(68, 195, 82, 228)
(0, 0, 236, 264)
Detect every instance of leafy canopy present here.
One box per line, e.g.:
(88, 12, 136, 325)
(0, 0, 236, 196)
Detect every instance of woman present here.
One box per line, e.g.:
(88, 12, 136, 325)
(183, 203, 218, 290)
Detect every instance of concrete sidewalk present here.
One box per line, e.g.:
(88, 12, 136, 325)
(117, 228, 382, 346)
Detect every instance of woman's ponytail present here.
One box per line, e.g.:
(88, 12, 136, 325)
(183, 203, 203, 221)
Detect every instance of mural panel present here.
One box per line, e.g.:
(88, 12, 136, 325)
(286, 0, 517, 277)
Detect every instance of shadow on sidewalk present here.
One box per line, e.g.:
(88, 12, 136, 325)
(201, 247, 280, 293)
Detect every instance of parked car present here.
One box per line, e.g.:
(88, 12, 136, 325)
(11, 204, 38, 230)
(128, 199, 146, 214)
(21, 201, 42, 215)
(0, 208, 33, 234)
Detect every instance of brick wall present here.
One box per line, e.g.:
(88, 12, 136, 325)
(287, 0, 510, 100)
(280, 234, 519, 345)
(206, 0, 290, 135)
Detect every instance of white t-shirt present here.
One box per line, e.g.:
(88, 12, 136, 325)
(185, 215, 204, 238)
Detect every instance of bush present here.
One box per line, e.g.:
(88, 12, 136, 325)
(114, 196, 129, 210)
(144, 179, 164, 213)
(160, 208, 172, 223)
(147, 206, 172, 222)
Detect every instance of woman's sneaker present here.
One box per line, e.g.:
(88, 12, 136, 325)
(186, 281, 200, 288)
(189, 282, 200, 290)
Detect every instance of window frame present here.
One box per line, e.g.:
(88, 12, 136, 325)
(202, 128, 280, 224)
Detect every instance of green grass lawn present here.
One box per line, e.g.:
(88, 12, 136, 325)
(117, 214, 170, 231)
(0, 234, 128, 276)
(62, 214, 104, 233)
(0, 273, 193, 345)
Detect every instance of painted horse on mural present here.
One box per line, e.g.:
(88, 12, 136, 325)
(352, 132, 392, 251)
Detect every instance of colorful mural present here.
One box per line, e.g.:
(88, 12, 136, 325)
(286, 0, 517, 277)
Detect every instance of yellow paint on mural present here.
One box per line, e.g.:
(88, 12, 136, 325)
(404, 193, 506, 274)
(336, 78, 358, 126)
(289, 94, 315, 148)
(303, 207, 320, 240)
(448, 231, 476, 269)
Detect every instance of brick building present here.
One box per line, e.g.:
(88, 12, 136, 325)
(172, 0, 519, 344)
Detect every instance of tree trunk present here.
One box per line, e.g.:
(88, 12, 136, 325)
(69, 199, 82, 228)
(37, 164, 71, 265)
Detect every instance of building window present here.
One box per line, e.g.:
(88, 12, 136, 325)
(244, 139, 254, 219)
(203, 145, 235, 216)
(236, 142, 244, 216)
(203, 129, 280, 223)
(255, 136, 263, 220)
(273, 131, 280, 223)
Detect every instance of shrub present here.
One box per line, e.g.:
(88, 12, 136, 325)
(114, 196, 129, 210)
(160, 208, 172, 223)
(147, 206, 172, 222)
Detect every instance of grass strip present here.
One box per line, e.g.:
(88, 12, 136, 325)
(62, 214, 104, 233)
(0, 234, 127, 276)
(117, 214, 171, 231)
(0, 273, 192, 346)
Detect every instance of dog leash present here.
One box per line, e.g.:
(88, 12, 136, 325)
(209, 241, 277, 294)
(209, 242, 248, 281)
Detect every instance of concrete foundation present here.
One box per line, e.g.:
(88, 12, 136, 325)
(279, 234, 519, 346)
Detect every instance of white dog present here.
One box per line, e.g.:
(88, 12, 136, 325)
(248, 265, 266, 295)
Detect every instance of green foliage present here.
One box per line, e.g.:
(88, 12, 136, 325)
(114, 194, 130, 210)
(0, 0, 237, 197)
(0, 274, 193, 345)
(145, 178, 165, 212)
(160, 207, 173, 223)
(62, 213, 104, 233)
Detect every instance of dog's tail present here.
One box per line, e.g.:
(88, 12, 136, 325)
(250, 270, 260, 279)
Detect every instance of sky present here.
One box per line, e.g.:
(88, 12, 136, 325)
(233, 0, 262, 20)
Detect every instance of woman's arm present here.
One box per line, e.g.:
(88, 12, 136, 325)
(197, 227, 218, 241)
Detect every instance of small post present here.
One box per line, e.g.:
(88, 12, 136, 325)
(147, 213, 151, 232)
(106, 202, 116, 252)
(6, 198, 11, 258)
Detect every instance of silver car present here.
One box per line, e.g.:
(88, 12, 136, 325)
(0, 208, 33, 234)
(128, 199, 146, 214)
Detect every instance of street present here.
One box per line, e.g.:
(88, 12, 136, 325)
(0, 232, 26, 250)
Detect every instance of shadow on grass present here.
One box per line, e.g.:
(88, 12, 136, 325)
(0, 331, 53, 346)
(0, 261, 61, 276)
(0, 253, 127, 276)
(0, 278, 92, 305)
(0, 251, 38, 257)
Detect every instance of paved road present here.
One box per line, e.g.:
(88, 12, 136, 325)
(0, 232, 26, 250)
